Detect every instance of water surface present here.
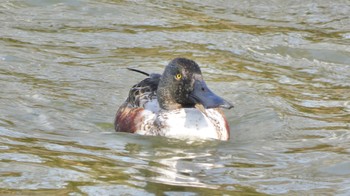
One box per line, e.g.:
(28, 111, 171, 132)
(1, 0, 350, 195)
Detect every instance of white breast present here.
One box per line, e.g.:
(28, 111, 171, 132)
(155, 108, 229, 140)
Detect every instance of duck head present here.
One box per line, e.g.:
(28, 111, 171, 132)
(157, 58, 233, 110)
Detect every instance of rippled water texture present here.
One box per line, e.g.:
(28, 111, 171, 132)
(1, 0, 350, 195)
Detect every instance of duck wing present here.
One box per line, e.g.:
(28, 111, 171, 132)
(115, 69, 161, 133)
(126, 69, 161, 107)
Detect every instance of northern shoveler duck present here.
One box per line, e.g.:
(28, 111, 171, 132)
(114, 58, 233, 140)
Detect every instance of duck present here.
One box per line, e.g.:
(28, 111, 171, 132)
(114, 58, 233, 140)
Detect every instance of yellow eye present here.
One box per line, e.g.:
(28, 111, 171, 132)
(175, 73, 182, 80)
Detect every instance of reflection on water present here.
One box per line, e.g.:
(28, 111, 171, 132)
(1, 0, 350, 195)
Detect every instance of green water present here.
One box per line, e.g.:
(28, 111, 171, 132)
(1, 0, 349, 195)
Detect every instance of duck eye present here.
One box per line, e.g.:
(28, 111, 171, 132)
(175, 73, 182, 80)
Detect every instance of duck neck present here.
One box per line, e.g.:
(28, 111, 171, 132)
(157, 84, 181, 110)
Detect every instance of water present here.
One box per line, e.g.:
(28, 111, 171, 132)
(1, 0, 349, 195)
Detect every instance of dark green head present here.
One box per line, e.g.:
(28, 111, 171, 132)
(157, 58, 233, 110)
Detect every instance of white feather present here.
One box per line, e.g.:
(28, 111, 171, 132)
(136, 107, 228, 140)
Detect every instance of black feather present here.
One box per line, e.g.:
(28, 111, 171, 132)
(127, 68, 149, 76)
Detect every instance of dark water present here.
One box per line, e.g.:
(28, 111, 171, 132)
(1, 0, 350, 195)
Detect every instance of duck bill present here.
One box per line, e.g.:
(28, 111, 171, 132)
(189, 80, 234, 109)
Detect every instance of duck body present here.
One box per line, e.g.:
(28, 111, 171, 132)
(115, 58, 233, 140)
